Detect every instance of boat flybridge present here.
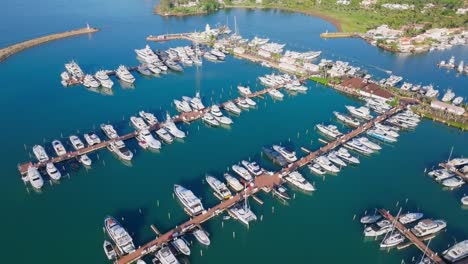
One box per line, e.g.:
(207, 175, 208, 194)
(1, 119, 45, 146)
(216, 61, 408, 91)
(84, 133, 101, 146)
(101, 124, 119, 139)
(46, 162, 61, 180)
(443, 240, 468, 263)
(69, 135, 85, 150)
(104, 216, 135, 254)
(139, 111, 158, 126)
(284, 171, 315, 192)
(345, 105, 373, 120)
(95, 70, 114, 89)
(154, 246, 180, 264)
(33, 145, 49, 162)
(174, 184, 205, 216)
(193, 228, 210, 246)
(210, 105, 233, 125)
(108, 140, 133, 161)
(232, 164, 253, 182)
(272, 145, 297, 163)
(27, 166, 44, 189)
(411, 219, 447, 237)
(116, 65, 135, 84)
(241, 160, 263, 176)
(135, 45, 159, 63)
(163, 114, 186, 139)
(52, 140, 67, 156)
(130, 116, 149, 131)
(137, 129, 161, 150)
(206, 175, 232, 200)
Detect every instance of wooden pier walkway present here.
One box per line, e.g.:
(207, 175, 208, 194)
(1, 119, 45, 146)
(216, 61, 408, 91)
(320, 32, 361, 39)
(378, 209, 446, 264)
(146, 33, 207, 44)
(439, 162, 468, 183)
(114, 107, 401, 264)
(0, 26, 99, 62)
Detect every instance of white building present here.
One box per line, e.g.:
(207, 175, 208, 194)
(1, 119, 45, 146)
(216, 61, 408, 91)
(431, 100, 466, 116)
(456, 8, 468, 15)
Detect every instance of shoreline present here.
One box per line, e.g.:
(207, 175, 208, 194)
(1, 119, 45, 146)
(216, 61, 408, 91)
(154, 4, 208, 17)
(0, 27, 99, 62)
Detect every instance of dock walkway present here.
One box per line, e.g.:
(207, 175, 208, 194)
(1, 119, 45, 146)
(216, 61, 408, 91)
(147, 34, 207, 44)
(378, 209, 446, 264)
(114, 107, 401, 264)
(0, 27, 99, 62)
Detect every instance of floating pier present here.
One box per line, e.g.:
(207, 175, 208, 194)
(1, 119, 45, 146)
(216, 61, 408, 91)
(0, 26, 99, 62)
(378, 209, 446, 264)
(320, 32, 361, 39)
(147, 33, 208, 44)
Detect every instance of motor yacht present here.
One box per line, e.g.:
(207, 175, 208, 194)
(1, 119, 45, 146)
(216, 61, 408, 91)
(333, 111, 360, 127)
(69, 135, 85, 150)
(284, 171, 315, 192)
(244, 97, 256, 107)
(345, 105, 373, 120)
(315, 156, 340, 173)
(327, 151, 347, 167)
(83, 74, 100, 88)
(344, 139, 374, 155)
(154, 246, 180, 264)
(262, 147, 288, 166)
(236, 98, 250, 109)
(232, 164, 253, 182)
(202, 113, 220, 127)
(210, 105, 233, 125)
(27, 166, 44, 189)
(137, 130, 161, 150)
(224, 173, 244, 192)
(448, 158, 468, 167)
(135, 45, 159, 63)
(223, 101, 241, 115)
(156, 128, 173, 143)
(171, 237, 191, 256)
(308, 163, 326, 175)
(165, 60, 183, 72)
(238, 85, 252, 96)
(188, 92, 205, 110)
(95, 70, 114, 89)
(366, 128, 397, 143)
(137, 65, 152, 76)
(139, 111, 158, 126)
(399, 212, 424, 225)
(336, 147, 360, 164)
(163, 116, 186, 139)
(203, 52, 219, 62)
(374, 123, 399, 137)
(364, 220, 393, 237)
(241, 160, 262, 176)
(79, 154, 92, 166)
(46, 162, 61, 180)
(206, 175, 232, 200)
(316, 124, 343, 139)
(116, 65, 135, 84)
(273, 185, 291, 200)
(411, 219, 447, 237)
(428, 169, 454, 181)
(130, 116, 149, 131)
(380, 232, 405, 248)
(360, 214, 382, 224)
(174, 99, 192, 113)
(443, 240, 468, 263)
(104, 216, 135, 254)
(101, 124, 119, 139)
(441, 176, 464, 188)
(33, 145, 49, 162)
(268, 89, 284, 99)
(64, 60, 84, 79)
(193, 228, 210, 246)
(84, 133, 101, 146)
(108, 140, 133, 161)
(272, 145, 297, 163)
(442, 89, 456, 102)
(357, 137, 381, 151)
(52, 140, 67, 156)
(174, 184, 205, 216)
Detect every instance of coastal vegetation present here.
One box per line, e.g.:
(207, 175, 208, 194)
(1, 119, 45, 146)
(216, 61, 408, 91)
(158, 0, 221, 16)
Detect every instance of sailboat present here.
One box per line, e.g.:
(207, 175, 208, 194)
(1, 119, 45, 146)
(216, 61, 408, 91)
(228, 189, 257, 225)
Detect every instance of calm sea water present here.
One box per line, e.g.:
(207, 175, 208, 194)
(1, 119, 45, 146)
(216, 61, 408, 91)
(1, 1, 467, 263)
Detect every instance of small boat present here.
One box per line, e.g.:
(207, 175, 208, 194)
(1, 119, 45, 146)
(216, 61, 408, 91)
(399, 212, 424, 225)
(380, 232, 405, 248)
(224, 173, 244, 192)
(79, 154, 92, 166)
(360, 214, 382, 224)
(52, 140, 67, 156)
(156, 128, 173, 143)
(232, 164, 253, 182)
(171, 237, 191, 256)
(33, 145, 49, 162)
(27, 166, 44, 189)
(462, 196, 468, 206)
(223, 101, 241, 115)
(443, 240, 468, 263)
(69, 135, 85, 150)
(206, 175, 232, 200)
(236, 98, 250, 109)
(308, 163, 326, 175)
(441, 176, 464, 188)
(268, 89, 284, 99)
(244, 97, 256, 107)
(202, 113, 220, 127)
(273, 185, 291, 200)
(137, 65, 152, 76)
(46, 162, 61, 180)
(103, 240, 117, 260)
(193, 228, 210, 246)
(284, 171, 315, 192)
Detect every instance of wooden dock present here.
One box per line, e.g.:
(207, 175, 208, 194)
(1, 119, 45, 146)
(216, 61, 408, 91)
(114, 107, 402, 264)
(378, 209, 446, 264)
(320, 32, 361, 39)
(439, 162, 468, 183)
(146, 33, 208, 44)
(0, 26, 99, 62)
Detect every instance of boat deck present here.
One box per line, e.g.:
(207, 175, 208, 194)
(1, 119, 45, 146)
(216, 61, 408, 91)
(439, 162, 468, 183)
(378, 209, 446, 264)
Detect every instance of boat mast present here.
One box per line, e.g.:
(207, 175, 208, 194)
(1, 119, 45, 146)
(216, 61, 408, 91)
(448, 146, 454, 162)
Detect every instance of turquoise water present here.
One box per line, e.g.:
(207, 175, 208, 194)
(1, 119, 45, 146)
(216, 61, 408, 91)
(1, 1, 467, 263)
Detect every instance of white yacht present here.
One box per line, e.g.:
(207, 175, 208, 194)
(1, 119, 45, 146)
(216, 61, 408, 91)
(193, 228, 210, 246)
(202, 113, 220, 127)
(137, 130, 161, 150)
(210, 105, 233, 125)
(336, 147, 360, 164)
(315, 156, 340, 173)
(229, 200, 257, 226)
(135, 45, 158, 63)
(399, 212, 424, 225)
(442, 89, 456, 102)
(244, 97, 256, 107)
(374, 123, 399, 137)
(448, 158, 468, 167)
(333, 111, 360, 127)
(236, 98, 250, 109)
(284, 171, 315, 192)
(46, 162, 61, 180)
(69, 135, 85, 150)
(327, 152, 347, 167)
(232, 164, 253, 182)
(364, 220, 393, 237)
(360, 214, 382, 224)
(462, 196, 468, 206)
(108, 140, 133, 161)
(104, 216, 135, 254)
(27, 166, 44, 189)
(272, 145, 297, 163)
(83, 74, 100, 88)
(344, 139, 374, 155)
(210, 49, 225, 60)
(357, 137, 381, 151)
(428, 169, 454, 182)
(84, 133, 101, 146)
(130, 116, 149, 131)
(273, 185, 291, 200)
(308, 163, 326, 175)
(224, 173, 244, 192)
(223, 101, 241, 115)
(174, 184, 205, 216)
(174, 99, 192, 113)
(238, 85, 252, 96)
(366, 128, 397, 143)
(64, 61, 84, 79)
(101, 124, 119, 139)
(441, 177, 464, 188)
(52, 140, 67, 156)
(95, 70, 114, 89)
(171, 237, 191, 256)
(241, 160, 262, 176)
(156, 128, 173, 143)
(203, 52, 219, 62)
(380, 232, 405, 248)
(206, 175, 232, 200)
(116, 65, 135, 84)
(268, 89, 284, 99)
(79, 154, 92, 166)
(188, 92, 205, 110)
(33, 145, 49, 162)
(163, 116, 186, 139)
(346, 106, 373, 120)
(316, 124, 343, 139)
(103, 240, 117, 260)
(443, 240, 468, 263)
(155, 246, 180, 264)
(411, 219, 447, 237)
(139, 111, 158, 126)
(146, 63, 161, 74)
(452, 96, 463, 106)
